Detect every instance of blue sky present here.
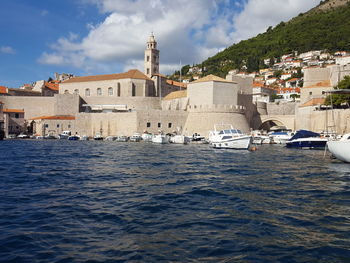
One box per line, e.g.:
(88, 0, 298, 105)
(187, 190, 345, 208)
(0, 0, 319, 88)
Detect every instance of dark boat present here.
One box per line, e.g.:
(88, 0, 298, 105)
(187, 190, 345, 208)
(286, 130, 327, 149)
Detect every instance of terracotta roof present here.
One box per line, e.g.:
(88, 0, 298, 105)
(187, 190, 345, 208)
(165, 79, 187, 88)
(31, 115, 75, 120)
(303, 80, 331, 89)
(300, 98, 326, 107)
(191, 74, 234, 84)
(253, 82, 264, 87)
(0, 86, 8, 94)
(63, 69, 152, 83)
(3, 109, 24, 113)
(163, 90, 187, 100)
(286, 78, 299, 82)
(44, 81, 59, 91)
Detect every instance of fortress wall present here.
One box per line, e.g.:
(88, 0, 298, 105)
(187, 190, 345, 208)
(55, 94, 81, 115)
(183, 112, 250, 138)
(329, 64, 350, 86)
(161, 97, 189, 111)
(295, 107, 350, 134)
(187, 104, 245, 113)
(226, 75, 253, 94)
(187, 82, 214, 106)
(303, 67, 331, 87)
(1, 96, 55, 119)
(212, 82, 239, 105)
(256, 102, 267, 115)
(136, 110, 188, 135)
(266, 102, 297, 115)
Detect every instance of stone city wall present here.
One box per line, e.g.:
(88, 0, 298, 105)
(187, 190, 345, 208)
(266, 102, 297, 115)
(1, 96, 55, 119)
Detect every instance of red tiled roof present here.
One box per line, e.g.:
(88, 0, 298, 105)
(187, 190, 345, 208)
(286, 78, 299, 82)
(3, 109, 24, 113)
(31, 115, 75, 120)
(303, 80, 331, 89)
(63, 69, 152, 83)
(165, 79, 187, 88)
(0, 86, 8, 94)
(44, 81, 59, 91)
(300, 98, 326, 107)
(253, 82, 264, 87)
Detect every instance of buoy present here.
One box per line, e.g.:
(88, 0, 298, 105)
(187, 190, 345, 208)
(250, 146, 257, 151)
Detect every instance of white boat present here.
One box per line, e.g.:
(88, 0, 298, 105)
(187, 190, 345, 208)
(115, 135, 128, 142)
(104, 136, 116, 141)
(59, 130, 71, 139)
(94, 133, 104, 140)
(169, 134, 190, 144)
(208, 125, 252, 149)
(191, 133, 208, 144)
(80, 135, 89, 141)
(269, 131, 293, 144)
(152, 134, 169, 144)
(327, 133, 350, 162)
(141, 133, 153, 142)
(130, 133, 142, 142)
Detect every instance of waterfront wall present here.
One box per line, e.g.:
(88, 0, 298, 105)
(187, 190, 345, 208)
(266, 102, 297, 115)
(1, 96, 55, 119)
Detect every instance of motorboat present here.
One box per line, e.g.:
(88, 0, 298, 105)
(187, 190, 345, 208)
(141, 132, 153, 142)
(251, 130, 270, 145)
(169, 134, 190, 144)
(68, 135, 80, 140)
(327, 133, 350, 162)
(44, 134, 57, 139)
(269, 131, 294, 144)
(208, 124, 252, 149)
(130, 133, 142, 142)
(115, 135, 128, 142)
(93, 133, 104, 140)
(286, 130, 328, 149)
(59, 131, 71, 139)
(104, 136, 116, 141)
(191, 133, 208, 144)
(152, 133, 169, 144)
(17, 133, 30, 139)
(80, 135, 89, 141)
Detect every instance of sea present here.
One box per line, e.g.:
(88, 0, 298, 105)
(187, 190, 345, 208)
(0, 140, 349, 263)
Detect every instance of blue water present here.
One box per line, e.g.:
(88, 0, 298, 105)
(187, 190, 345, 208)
(0, 140, 349, 263)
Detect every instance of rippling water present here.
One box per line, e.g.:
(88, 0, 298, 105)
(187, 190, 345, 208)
(0, 140, 349, 262)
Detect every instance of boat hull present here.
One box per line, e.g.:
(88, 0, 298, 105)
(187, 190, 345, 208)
(327, 140, 350, 162)
(152, 135, 169, 144)
(286, 138, 327, 149)
(211, 136, 252, 150)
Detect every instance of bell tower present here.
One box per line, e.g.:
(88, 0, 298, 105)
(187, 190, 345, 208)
(144, 33, 159, 77)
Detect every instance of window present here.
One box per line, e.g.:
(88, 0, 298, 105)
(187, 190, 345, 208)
(108, 87, 113, 96)
(45, 124, 49, 128)
(85, 88, 90, 96)
(57, 124, 60, 128)
(168, 123, 172, 128)
(64, 90, 69, 94)
(132, 83, 136, 96)
(147, 55, 150, 62)
(322, 91, 325, 95)
(117, 83, 121, 97)
(147, 68, 150, 75)
(147, 122, 151, 128)
(15, 113, 19, 118)
(97, 88, 102, 96)
(74, 89, 79, 95)
(309, 91, 312, 95)
(158, 123, 161, 128)
(68, 124, 71, 128)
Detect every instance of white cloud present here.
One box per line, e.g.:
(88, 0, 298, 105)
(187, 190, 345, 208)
(39, 0, 321, 74)
(232, 0, 320, 42)
(41, 10, 49, 16)
(0, 46, 16, 54)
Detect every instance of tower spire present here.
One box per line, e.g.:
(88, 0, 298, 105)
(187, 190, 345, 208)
(144, 33, 159, 77)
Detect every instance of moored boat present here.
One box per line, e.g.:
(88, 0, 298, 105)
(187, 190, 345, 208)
(169, 134, 190, 144)
(208, 124, 252, 149)
(130, 133, 142, 142)
(286, 130, 328, 149)
(152, 133, 169, 144)
(68, 135, 80, 140)
(327, 133, 350, 162)
(59, 131, 71, 139)
(115, 135, 128, 142)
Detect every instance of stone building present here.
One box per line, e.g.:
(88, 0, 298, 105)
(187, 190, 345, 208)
(2, 108, 25, 137)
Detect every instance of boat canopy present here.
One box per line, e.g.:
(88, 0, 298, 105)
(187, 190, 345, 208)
(289, 130, 320, 141)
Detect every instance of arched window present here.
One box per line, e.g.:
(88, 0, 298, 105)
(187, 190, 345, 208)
(97, 88, 102, 96)
(132, 83, 136, 97)
(64, 90, 69, 94)
(108, 87, 113, 96)
(117, 83, 121, 97)
(85, 88, 90, 96)
(74, 89, 79, 95)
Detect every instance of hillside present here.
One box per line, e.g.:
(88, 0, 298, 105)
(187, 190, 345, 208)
(191, 0, 350, 77)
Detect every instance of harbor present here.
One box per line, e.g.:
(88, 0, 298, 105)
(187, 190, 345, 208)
(0, 140, 349, 262)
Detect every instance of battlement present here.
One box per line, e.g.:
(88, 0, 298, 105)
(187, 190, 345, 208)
(187, 104, 246, 113)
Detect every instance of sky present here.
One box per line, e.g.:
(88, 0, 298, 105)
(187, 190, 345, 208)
(0, 0, 320, 88)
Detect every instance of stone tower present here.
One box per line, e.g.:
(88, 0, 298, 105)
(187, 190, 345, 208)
(144, 33, 159, 77)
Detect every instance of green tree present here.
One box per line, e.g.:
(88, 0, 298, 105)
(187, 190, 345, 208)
(325, 76, 350, 106)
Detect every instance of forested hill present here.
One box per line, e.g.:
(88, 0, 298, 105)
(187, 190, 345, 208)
(199, 0, 350, 77)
